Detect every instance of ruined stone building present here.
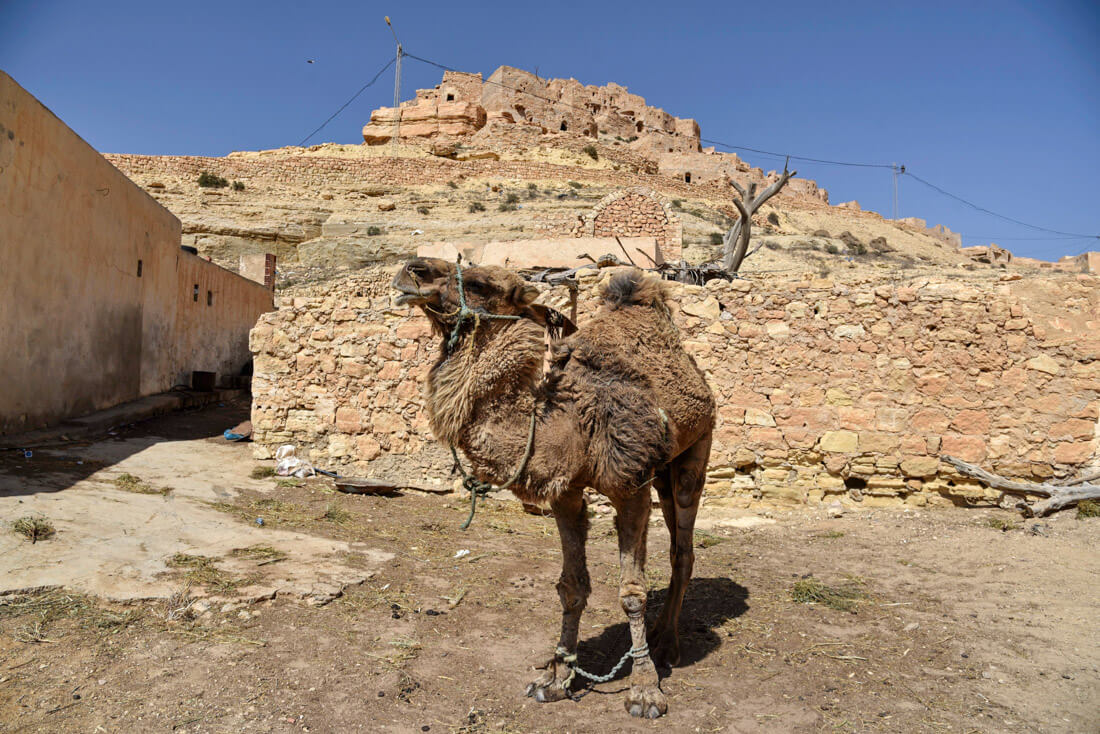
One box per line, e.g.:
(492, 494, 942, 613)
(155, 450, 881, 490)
(361, 65, 829, 200)
(0, 72, 274, 435)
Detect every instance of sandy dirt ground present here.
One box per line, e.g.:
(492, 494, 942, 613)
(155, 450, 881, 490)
(1, 404, 1097, 733)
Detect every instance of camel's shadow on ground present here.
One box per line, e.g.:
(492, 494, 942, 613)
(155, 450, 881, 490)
(574, 576, 749, 685)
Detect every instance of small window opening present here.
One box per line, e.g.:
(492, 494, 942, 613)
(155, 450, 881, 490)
(560, 121, 568, 131)
(136, 259, 143, 277)
(636, 121, 644, 133)
(844, 477, 867, 490)
(684, 172, 692, 183)
(207, 290, 213, 306)
(193, 284, 199, 302)
(514, 104, 526, 119)
(446, 93, 454, 101)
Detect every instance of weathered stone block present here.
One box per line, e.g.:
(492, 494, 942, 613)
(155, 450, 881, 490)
(819, 430, 858, 452)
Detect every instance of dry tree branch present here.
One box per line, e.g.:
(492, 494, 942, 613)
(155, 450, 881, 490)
(722, 159, 796, 274)
(941, 455, 1100, 517)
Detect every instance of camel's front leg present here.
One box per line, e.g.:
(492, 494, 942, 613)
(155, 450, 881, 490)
(526, 487, 590, 702)
(615, 491, 668, 719)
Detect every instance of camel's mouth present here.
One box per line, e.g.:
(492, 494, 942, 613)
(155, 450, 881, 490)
(392, 258, 452, 308)
(393, 286, 428, 306)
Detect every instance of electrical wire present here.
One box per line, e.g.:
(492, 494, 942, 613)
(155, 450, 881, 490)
(904, 171, 1098, 240)
(297, 57, 395, 147)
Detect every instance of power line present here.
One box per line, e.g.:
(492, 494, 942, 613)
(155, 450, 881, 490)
(960, 234, 1094, 241)
(698, 137, 895, 169)
(904, 171, 1098, 240)
(297, 57, 395, 147)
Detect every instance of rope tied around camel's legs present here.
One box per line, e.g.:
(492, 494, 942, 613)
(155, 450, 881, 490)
(553, 643, 651, 689)
(450, 412, 538, 530)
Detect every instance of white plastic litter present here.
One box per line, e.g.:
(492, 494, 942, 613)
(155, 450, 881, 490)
(411, 229, 424, 236)
(454, 549, 470, 559)
(274, 444, 316, 478)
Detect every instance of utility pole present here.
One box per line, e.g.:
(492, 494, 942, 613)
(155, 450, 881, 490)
(385, 16, 403, 154)
(892, 163, 905, 219)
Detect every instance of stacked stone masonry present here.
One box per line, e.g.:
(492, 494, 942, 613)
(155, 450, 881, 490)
(250, 269, 1100, 508)
(105, 152, 776, 209)
(571, 187, 683, 261)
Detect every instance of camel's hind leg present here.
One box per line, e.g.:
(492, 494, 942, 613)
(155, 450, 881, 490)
(614, 487, 667, 718)
(649, 431, 712, 667)
(526, 487, 590, 703)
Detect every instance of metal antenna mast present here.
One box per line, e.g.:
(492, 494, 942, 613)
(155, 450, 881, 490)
(385, 16, 403, 154)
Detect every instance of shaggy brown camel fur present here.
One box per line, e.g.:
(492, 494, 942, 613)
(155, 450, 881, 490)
(392, 257, 716, 719)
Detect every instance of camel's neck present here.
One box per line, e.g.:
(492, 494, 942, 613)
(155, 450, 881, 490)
(425, 318, 546, 450)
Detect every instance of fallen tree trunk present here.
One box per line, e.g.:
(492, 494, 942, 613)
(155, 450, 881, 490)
(941, 455, 1100, 516)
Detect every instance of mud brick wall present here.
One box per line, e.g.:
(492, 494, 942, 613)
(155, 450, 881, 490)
(250, 270, 1100, 507)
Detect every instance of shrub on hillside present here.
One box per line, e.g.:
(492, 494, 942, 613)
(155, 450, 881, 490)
(366, 226, 382, 236)
(709, 232, 724, 245)
(468, 202, 486, 213)
(232, 180, 245, 191)
(582, 144, 598, 161)
(198, 171, 228, 188)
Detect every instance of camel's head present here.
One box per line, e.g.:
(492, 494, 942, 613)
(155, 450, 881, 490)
(392, 257, 541, 329)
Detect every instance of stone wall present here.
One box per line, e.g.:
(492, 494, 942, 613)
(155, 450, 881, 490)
(105, 151, 772, 206)
(571, 187, 683, 261)
(250, 268, 1100, 507)
(1, 72, 274, 435)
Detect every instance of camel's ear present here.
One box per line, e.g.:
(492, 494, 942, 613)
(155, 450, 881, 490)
(510, 283, 540, 307)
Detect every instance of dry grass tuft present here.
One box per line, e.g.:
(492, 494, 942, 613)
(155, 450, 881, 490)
(114, 472, 170, 495)
(1076, 500, 1099, 518)
(249, 466, 276, 479)
(230, 545, 286, 562)
(321, 503, 351, 524)
(694, 530, 725, 548)
(791, 577, 867, 612)
(166, 554, 249, 594)
(1, 589, 141, 642)
(13, 515, 55, 543)
(985, 516, 1018, 532)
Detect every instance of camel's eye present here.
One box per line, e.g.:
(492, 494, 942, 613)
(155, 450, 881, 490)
(465, 280, 489, 296)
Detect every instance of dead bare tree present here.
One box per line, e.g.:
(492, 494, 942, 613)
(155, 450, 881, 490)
(942, 455, 1100, 516)
(721, 159, 796, 274)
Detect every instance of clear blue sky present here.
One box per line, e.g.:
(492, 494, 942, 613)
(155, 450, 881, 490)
(3, 0, 1097, 259)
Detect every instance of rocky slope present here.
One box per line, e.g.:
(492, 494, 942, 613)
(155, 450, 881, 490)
(104, 65, 1091, 288)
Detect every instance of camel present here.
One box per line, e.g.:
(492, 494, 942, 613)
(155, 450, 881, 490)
(392, 257, 716, 718)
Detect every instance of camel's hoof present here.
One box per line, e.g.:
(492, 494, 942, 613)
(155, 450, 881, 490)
(625, 684, 668, 719)
(525, 670, 569, 703)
